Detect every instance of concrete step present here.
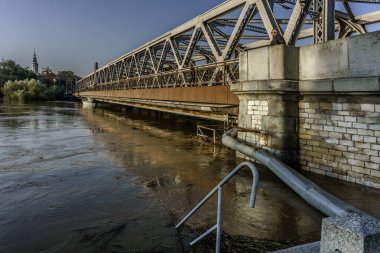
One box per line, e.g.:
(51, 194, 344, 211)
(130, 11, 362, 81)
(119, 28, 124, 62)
(271, 242, 320, 253)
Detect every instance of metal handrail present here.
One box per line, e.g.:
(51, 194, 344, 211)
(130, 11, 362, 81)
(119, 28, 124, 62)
(197, 125, 217, 144)
(76, 59, 239, 92)
(176, 161, 259, 253)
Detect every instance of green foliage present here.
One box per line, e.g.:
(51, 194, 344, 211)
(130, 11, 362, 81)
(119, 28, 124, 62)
(56, 70, 79, 92)
(44, 85, 64, 100)
(1, 79, 64, 101)
(0, 60, 37, 85)
(56, 70, 79, 83)
(0, 59, 79, 98)
(41, 67, 56, 87)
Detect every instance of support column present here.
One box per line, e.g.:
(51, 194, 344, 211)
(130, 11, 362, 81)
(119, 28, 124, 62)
(232, 45, 300, 165)
(313, 0, 335, 43)
(82, 97, 96, 108)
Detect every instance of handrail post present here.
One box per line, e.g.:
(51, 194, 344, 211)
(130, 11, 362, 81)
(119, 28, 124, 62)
(216, 186, 223, 253)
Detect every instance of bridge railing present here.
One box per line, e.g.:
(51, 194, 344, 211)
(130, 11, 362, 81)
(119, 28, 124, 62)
(76, 60, 239, 92)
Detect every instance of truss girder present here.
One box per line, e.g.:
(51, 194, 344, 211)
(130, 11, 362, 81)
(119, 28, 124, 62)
(78, 0, 380, 90)
(223, 3, 257, 60)
(213, 19, 267, 33)
(284, 0, 313, 45)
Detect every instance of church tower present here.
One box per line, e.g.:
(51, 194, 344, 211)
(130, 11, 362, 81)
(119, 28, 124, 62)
(32, 50, 39, 74)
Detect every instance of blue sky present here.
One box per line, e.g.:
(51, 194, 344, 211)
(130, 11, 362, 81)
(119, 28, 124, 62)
(0, 0, 378, 76)
(0, 0, 225, 75)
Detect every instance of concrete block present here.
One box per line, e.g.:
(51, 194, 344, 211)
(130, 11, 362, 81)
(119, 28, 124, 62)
(299, 80, 333, 92)
(247, 46, 269, 80)
(269, 132, 299, 149)
(239, 51, 248, 81)
(271, 242, 320, 253)
(299, 38, 348, 80)
(320, 212, 380, 253)
(269, 45, 299, 80)
(334, 78, 380, 92)
(268, 100, 299, 117)
(229, 83, 241, 92)
(239, 80, 298, 92)
(256, 80, 298, 91)
(347, 31, 380, 78)
(262, 116, 297, 133)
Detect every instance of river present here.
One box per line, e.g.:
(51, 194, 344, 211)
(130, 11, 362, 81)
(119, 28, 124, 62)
(1, 101, 380, 253)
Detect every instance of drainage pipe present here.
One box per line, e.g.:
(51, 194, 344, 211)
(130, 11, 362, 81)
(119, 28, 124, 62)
(222, 128, 361, 217)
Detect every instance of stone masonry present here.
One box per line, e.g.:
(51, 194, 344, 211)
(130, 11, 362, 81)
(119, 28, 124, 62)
(299, 97, 380, 188)
(233, 31, 380, 189)
(244, 100, 269, 147)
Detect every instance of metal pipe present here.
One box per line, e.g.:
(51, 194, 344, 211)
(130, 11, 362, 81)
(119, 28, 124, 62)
(222, 128, 361, 217)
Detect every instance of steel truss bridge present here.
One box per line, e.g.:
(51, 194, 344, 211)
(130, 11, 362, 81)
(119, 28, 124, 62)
(76, 0, 380, 116)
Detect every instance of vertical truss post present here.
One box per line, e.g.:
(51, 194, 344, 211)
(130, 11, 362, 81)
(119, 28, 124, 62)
(313, 0, 335, 43)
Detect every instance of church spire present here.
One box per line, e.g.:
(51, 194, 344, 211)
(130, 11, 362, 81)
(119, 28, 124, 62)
(32, 50, 39, 74)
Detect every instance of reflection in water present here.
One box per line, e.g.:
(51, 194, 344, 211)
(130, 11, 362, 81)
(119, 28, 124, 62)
(1, 101, 380, 253)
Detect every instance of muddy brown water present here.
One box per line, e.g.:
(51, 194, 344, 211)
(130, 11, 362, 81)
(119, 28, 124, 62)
(1, 101, 380, 253)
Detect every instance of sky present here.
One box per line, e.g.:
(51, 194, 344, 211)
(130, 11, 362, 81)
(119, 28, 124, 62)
(0, 0, 378, 77)
(0, 0, 225, 76)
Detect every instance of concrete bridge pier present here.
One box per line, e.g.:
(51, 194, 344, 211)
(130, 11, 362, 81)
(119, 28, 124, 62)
(82, 97, 96, 108)
(232, 45, 300, 166)
(234, 32, 380, 190)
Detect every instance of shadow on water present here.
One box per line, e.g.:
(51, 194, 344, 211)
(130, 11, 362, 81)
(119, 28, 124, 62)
(1, 101, 380, 252)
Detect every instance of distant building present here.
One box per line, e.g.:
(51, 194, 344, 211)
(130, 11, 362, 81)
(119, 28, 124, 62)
(32, 50, 39, 74)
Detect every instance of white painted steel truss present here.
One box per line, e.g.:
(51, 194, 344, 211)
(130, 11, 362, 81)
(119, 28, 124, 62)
(77, 0, 380, 91)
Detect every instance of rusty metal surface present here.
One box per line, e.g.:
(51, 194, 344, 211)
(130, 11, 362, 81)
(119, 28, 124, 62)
(91, 97, 236, 121)
(79, 85, 239, 105)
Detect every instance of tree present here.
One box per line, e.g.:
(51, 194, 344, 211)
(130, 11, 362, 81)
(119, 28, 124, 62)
(41, 67, 56, 87)
(56, 70, 79, 94)
(2, 79, 45, 101)
(0, 60, 37, 86)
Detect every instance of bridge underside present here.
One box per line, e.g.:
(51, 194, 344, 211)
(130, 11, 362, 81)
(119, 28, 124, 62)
(78, 85, 239, 121)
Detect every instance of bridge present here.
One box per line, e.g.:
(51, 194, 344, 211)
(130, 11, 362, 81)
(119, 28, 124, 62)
(76, 0, 380, 189)
(75, 0, 380, 120)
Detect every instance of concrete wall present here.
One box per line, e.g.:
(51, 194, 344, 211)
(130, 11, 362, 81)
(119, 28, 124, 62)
(235, 31, 380, 188)
(299, 32, 380, 81)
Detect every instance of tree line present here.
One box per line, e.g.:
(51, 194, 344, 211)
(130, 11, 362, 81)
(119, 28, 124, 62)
(0, 59, 79, 101)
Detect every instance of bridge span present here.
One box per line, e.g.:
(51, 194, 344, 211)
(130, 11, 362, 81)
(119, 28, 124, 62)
(75, 0, 380, 189)
(75, 0, 380, 121)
